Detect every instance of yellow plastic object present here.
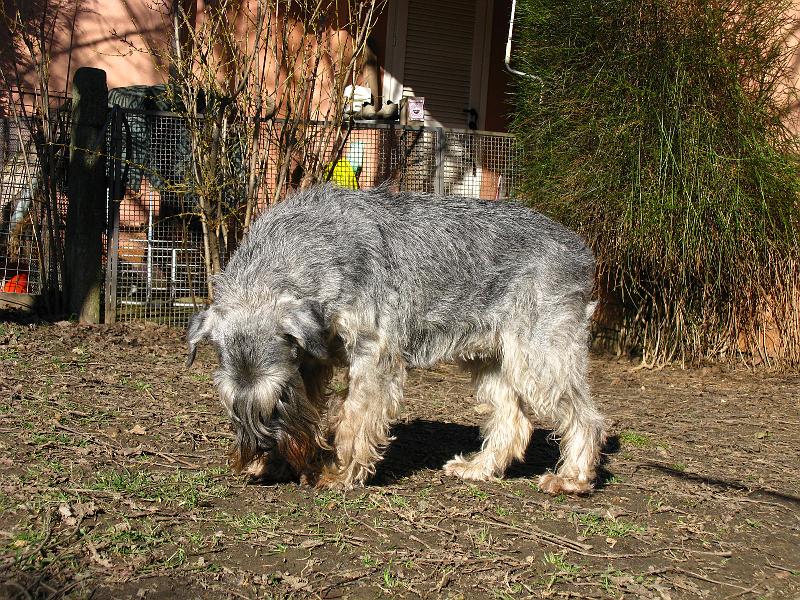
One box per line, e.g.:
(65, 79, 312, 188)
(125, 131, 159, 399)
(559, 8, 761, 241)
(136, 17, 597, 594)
(324, 157, 359, 189)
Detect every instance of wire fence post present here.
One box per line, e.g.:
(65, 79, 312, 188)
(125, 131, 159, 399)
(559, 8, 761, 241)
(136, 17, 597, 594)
(433, 127, 445, 195)
(64, 67, 108, 323)
(104, 105, 126, 324)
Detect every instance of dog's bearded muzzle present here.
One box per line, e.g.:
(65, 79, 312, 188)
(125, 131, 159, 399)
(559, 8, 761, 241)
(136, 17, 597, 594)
(222, 374, 327, 483)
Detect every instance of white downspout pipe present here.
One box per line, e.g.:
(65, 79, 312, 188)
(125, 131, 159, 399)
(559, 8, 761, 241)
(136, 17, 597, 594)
(504, 0, 542, 84)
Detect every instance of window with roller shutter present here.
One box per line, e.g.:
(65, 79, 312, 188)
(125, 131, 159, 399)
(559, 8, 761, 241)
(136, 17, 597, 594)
(383, 0, 493, 129)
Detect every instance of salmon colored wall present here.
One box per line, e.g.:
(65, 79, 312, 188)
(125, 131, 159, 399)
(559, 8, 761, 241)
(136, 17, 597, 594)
(1, 0, 170, 94)
(2, 0, 373, 110)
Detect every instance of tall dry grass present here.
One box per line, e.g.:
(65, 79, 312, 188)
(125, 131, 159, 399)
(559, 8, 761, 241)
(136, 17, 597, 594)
(513, 0, 800, 367)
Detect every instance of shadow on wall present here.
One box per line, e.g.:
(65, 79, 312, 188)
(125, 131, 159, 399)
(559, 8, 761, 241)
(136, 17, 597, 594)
(0, 0, 169, 96)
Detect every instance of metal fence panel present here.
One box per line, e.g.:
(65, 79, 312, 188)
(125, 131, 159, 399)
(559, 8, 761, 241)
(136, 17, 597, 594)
(111, 110, 205, 326)
(108, 116, 521, 326)
(0, 95, 71, 297)
(1, 100, 520, 325)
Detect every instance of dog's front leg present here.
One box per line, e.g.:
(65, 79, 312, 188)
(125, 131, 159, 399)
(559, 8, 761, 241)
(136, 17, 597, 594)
(317, 339, 405, 489)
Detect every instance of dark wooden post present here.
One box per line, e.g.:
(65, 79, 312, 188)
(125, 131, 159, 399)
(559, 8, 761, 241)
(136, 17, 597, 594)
(64, 67, 107, 323)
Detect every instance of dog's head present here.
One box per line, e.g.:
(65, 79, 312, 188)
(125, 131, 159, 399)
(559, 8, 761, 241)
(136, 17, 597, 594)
(186, 299, 329, 480)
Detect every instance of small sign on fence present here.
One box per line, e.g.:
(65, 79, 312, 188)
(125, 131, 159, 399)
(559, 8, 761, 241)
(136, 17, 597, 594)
(407, 96, 425, 121)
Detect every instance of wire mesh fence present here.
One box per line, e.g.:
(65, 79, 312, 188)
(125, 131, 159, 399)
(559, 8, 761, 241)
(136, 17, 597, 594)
(0, 98, 521, 326)
(0, 92, 71, 297)
(107, 113, 522, 326)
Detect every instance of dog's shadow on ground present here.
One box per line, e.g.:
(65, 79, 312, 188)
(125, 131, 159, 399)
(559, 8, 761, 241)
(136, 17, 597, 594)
(374, 419, 618, 485)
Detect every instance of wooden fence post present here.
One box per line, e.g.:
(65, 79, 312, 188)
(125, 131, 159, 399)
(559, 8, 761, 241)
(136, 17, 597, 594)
(64, 67, 107, 323)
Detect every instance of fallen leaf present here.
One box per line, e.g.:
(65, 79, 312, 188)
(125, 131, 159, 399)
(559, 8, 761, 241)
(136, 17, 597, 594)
(88, 542, 113, 569)
(281, 573, 312, 592)
(75, 501, 99, 518)
(128, 424, 147, 436)
(58, 503, 77, 526)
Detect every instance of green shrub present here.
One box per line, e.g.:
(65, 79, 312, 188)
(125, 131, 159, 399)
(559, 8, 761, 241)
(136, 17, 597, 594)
(512, 0, 800, 366)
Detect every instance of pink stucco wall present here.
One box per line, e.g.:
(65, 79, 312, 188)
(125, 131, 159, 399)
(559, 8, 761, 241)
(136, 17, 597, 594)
(2, 0, 369, 114)
(1, 0, 169, 94)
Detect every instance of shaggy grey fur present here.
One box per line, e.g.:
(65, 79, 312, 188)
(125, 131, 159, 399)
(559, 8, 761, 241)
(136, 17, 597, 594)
(187, 184, 605, 493)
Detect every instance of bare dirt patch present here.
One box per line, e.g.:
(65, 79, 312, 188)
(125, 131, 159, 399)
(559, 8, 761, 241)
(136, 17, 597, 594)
(0, 319, 798, 599)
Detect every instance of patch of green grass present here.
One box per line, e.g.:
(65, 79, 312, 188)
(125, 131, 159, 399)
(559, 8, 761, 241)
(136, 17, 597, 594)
(314, 490, 374, 512)
(50, 356, 70, 370)
(745, 518, 762, 529)
(30, 431, 88, 448)
(389, 494, 409, 508)
(494, 584, 524, 600)
(475, 525, 492, 546)
(1, 348, 20, 361)
(618, 431, 652, 448)
(0, 491, 14, 512)
(381, 566, 399, 589)
(6, 526, 46, 557)
(90, 468, 229, 507)
(128, 379, 152, 392)
(92, 519, 171, 557)
(599, 568, 627, 594)
(3, 520, 53, 568)
(671, 462, 687, 473)
(467, 485, 488, 500)
(161, 546, 187, 568)
(543, 552, 581, 582)
(170, 470, 230, 506)
(416, 486, 433, 499)
(220, 512, 281, 536)
(361, 552, 378, 568)
(577, 513, 645, 538)
(186, 532, 209, 549)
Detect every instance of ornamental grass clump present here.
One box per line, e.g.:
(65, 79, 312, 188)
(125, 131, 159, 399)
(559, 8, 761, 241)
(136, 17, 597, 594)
(513, 0, 800, 367)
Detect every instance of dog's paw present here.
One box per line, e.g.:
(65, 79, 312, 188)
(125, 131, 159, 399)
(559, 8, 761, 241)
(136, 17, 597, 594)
(538, 472, 593, 495)
(443, 455, 495, 481)
(315, 466, 357, 490)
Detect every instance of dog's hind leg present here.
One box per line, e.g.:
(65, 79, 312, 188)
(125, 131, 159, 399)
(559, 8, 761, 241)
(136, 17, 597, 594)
(316, 337, 405, 489)
(504, 317, 605, 495)
(443, 361, 533, 481)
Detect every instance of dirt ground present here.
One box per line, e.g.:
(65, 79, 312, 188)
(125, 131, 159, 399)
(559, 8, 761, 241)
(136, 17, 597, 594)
(0, 318, 798, 599)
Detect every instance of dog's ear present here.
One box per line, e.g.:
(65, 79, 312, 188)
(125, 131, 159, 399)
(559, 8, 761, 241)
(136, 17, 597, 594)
(281, 301, 329, 361)
(186, 307, 219, 367)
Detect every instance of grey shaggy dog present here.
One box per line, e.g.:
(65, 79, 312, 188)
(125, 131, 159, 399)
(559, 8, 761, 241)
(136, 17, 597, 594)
(186, 184, 606, 494)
